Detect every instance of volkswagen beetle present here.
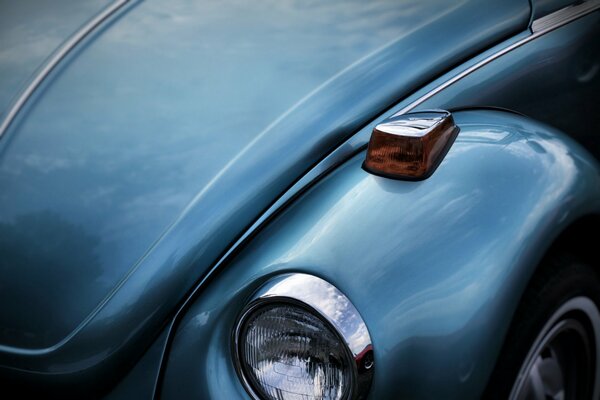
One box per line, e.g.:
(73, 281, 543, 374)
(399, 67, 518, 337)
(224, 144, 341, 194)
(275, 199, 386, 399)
(1, 0, 599, 399)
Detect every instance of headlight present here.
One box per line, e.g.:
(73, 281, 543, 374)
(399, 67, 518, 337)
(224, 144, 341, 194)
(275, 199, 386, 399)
(239, 303, 352, 399)
(233, 274, 374, 400)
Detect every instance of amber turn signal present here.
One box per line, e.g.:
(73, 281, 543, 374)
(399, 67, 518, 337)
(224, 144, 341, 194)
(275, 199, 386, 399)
(362, 110, 459, 180)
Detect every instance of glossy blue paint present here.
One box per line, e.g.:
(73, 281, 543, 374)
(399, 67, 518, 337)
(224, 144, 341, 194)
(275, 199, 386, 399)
(104, 327, 168, 400)
(417, 10, 600, 154)
(0, 0, 530, 390)
(531, 0, 573, 19)
(159, 110, 600, 399)
(326, 9, 600, 164)
(0, 0, 110, 122)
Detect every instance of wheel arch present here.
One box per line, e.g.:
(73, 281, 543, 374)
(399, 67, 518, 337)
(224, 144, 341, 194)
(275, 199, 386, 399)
(542, 214, 600, 267)
(483, 212, 600, 398)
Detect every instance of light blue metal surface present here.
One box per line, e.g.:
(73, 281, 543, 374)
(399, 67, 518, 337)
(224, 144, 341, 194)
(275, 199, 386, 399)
(0, 0, 530, 391)
(159, 110, 600, 399)
(532, 0, 576, 20)
(285, 5, 600, 199)
(104, 327, 168, 400)
(155, 12, 600, 398)
(0, 0, 129, 140)
(419, 9, 600, 153)
(329, 6, 600, 154)
(0, 0, 111, 122)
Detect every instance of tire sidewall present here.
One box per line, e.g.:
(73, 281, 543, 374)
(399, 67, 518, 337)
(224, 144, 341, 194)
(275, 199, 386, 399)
(485, 259, 600, 399)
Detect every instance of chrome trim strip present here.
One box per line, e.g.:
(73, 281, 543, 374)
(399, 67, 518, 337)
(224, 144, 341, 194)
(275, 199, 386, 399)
(233, 273, 374, 400)
(0, 0, 129, 140)
(532, 0, 600, 33)
(396, 0, 600, 117)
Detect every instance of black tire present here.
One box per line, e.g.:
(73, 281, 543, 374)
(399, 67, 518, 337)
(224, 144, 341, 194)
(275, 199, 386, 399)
(484, 253, 600, 399)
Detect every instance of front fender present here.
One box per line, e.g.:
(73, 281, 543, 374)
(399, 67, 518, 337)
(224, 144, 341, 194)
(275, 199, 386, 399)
(158, 110, 600, 399)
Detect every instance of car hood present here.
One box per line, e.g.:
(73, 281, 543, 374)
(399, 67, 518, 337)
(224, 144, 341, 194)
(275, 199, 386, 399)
(0, 0, 111, 122)
(0, 0, 529, 382)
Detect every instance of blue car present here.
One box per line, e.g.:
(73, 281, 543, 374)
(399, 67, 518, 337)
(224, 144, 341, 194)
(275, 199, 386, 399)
(1, 0, 599, 398)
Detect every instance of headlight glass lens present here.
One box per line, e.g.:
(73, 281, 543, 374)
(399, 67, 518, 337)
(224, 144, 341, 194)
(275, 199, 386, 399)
(239, 302, 353, 400)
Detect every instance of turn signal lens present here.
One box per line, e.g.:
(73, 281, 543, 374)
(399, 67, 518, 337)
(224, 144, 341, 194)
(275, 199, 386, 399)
(363, 110, 459, 180)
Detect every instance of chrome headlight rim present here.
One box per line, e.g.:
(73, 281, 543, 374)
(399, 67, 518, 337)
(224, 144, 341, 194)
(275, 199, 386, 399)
(232, 273, 374, 400)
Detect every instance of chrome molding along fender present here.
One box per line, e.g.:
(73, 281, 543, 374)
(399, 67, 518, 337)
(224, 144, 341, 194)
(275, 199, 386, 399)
(396, 0, 600, 117)
(531, 0, 600, 33)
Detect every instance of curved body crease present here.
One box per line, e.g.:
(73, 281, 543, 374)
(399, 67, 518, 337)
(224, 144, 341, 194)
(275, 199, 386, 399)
(160, 110, 600, 399)
(1, 0, 600, 397)
(0, 0, 529, 385)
